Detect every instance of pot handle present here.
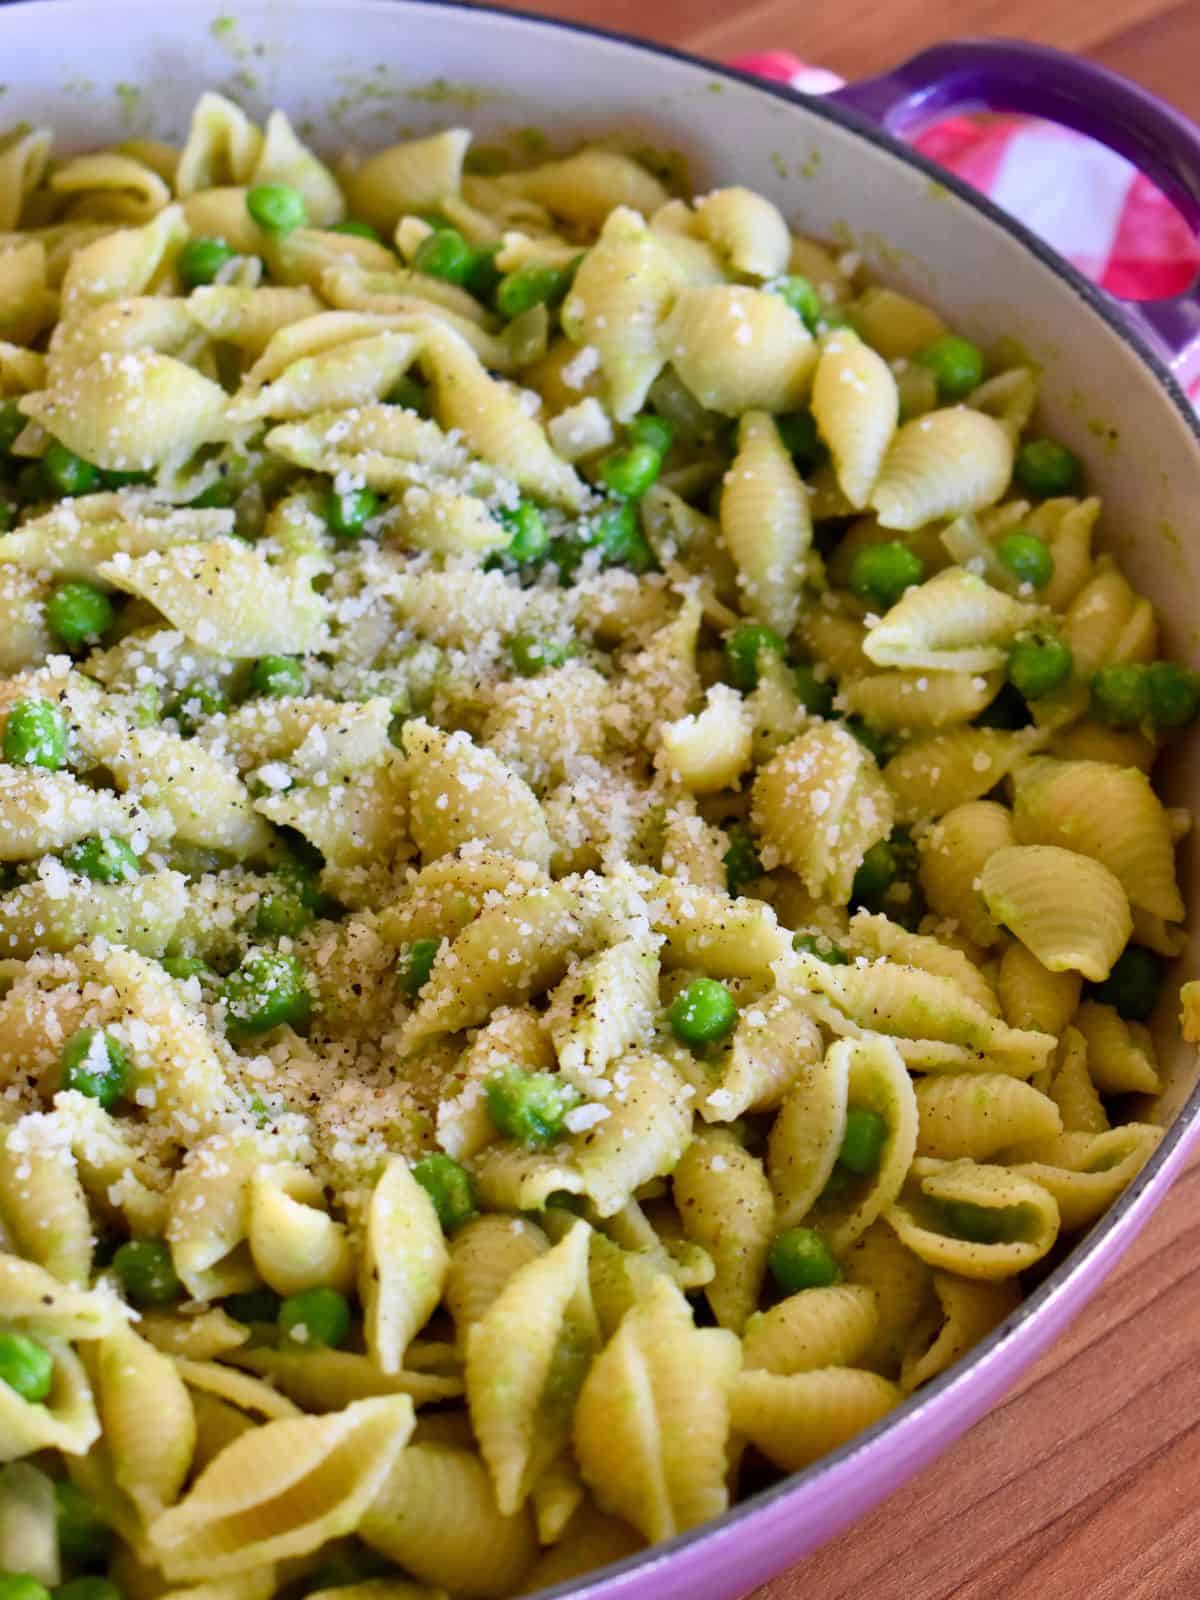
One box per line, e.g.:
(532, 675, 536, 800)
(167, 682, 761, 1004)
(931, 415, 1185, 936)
(830, 39, 1200, 386)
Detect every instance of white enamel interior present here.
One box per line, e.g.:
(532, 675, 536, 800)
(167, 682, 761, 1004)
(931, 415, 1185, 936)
(3, 0, 1199, 1422)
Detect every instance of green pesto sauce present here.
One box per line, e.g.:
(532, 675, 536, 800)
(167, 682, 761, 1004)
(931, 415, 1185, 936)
(797, 148, 822, 179)
(407, 78, 500, 110)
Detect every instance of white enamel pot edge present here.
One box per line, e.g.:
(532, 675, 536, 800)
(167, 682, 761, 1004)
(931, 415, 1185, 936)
(2, 4, 1199, 1596)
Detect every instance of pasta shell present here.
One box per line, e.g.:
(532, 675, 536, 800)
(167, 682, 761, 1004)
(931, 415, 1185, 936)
(870, 407, 1013, 531)
(864, 567, 1038, 674)
(660, 284, 816, 415)
(812, 328, 898, 507)
(915, 1073, 1063, 1161)
(674, 1129, 774, 1333)
(731, 1368, 900, 1471)
(980, 845, 1132, 982)
(742, 1284, 878, 1375)
(720, 410, 812, 636)
(147, 1396, 415, 1580)
(887, 1157, 1060, 1279)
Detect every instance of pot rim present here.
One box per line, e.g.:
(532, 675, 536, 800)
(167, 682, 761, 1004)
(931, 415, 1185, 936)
(5, 1, 1198, 1591)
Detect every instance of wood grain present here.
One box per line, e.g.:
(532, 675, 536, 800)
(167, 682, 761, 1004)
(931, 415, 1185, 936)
(470, 0, 1200, 1592)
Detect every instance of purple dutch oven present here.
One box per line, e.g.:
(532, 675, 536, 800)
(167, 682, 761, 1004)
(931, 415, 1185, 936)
(2, 6, 1199, 1597)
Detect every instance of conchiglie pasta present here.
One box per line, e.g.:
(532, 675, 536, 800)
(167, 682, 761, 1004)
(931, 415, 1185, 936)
(1012, 757, 1183, 923)
(359, 1158, 449, 1375)
(147, 1397, 415, 1580)
(918, 800, 1017, 947)
(980, 845, 1132, 982)
(573, 1276, 740, 1544)
(359, 1443, 537, 1599)
(695, 186, 790, 278)
(466, 1220, 597, 1514)
(673, 1129, 774, 1333)
(742, 1284, 878, 1375)
(899, 1272, 1019, 1392)
(870, 407, 1014, 531)
(660, 284, 816, 415)
(752, 723, 893, 904)
(887, 1158, 1060, 1280)
(883, 727, 1044, 824)
(914, 1073, 1063, 1161)
(560, 206, 683, 421)
(731, 1368, 901, 1472)
(864, 567, 1037, 674)
(811, 328, 898, 508)
(719, 410, 812, 637)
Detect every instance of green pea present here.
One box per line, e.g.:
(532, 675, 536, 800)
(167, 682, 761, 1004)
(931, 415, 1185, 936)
(100, 468, 153, 490)
(1008, 634, 1073, 700)
(254, 893, 312, 940)
(509, 632, 571, 676)
(112, 1240, 180, 1306)
(916, 333, 985, 400)
(45, 582, 115, 652)
(485, 1066, 581, 1147)
(792, 933, 849, 964)
(397, 937, 440, 999)
(495, 264, 569, 319)
(464, 245, 503, 304)
(498, 499, 550, 564)
(1014, 437, 1080, 497)
(0, 1578, 51, 1600)
(385, 374, 430, 415)
(839, 1108, 888, 1175)
(0, 400, 25, 455)
(250, 655, 307, 699)
(59, 1027, 130, 1110)
(768, 1227, 841, 1293)
(165, 683, 227, 736)
(3, 698, 69, 770)
(723, 827, 762, 897)
(775, 410, 825, 472)
(725, 623, 787, 692)
(996, 531, 1054, 590)
(178, 236, 237, 289)
(669, 977, 738, 1048)
(328, 219, 381, 242)
(1091, 662, 1151, 729)
(596, 442, 662, 500)
(1145, 661, 1200, 728)
(56, 1579, 122, 1600)
(188, 479, 237, 510)
(43, 443, 100, 498)
(627, 413, 674, 457)
(1090, 945, 1162, 1022)
(411, 1152, 477, 1232)
(276, 852, 331, 915)
(848, 541, 925, 611)
(324, 486, 381, 540)
(61, 834, 139, 884)
(852, 839, 897, 906)
(161, 955, 214, 984)
(770, 274, 823, 331)
(587, 501, 656, 573)
(55, 1480, 111, 1566)
(793, 662, 836, 718)
(939, 1199, 1010, 1245)
(223, 1289, 282, 1326)
(279, 1288, 351, 1349)
(413, 227, 477, 285)
(245, 183, 308, 233)
(222, 950, 312, 1035)
(0, 1330, 54, 1402)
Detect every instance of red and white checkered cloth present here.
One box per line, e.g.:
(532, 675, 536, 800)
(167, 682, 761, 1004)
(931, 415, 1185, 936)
(735, 52, 1200, 392)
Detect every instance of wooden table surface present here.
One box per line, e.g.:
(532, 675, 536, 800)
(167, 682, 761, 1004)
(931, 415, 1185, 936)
(474, 0, 1200, 1594)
